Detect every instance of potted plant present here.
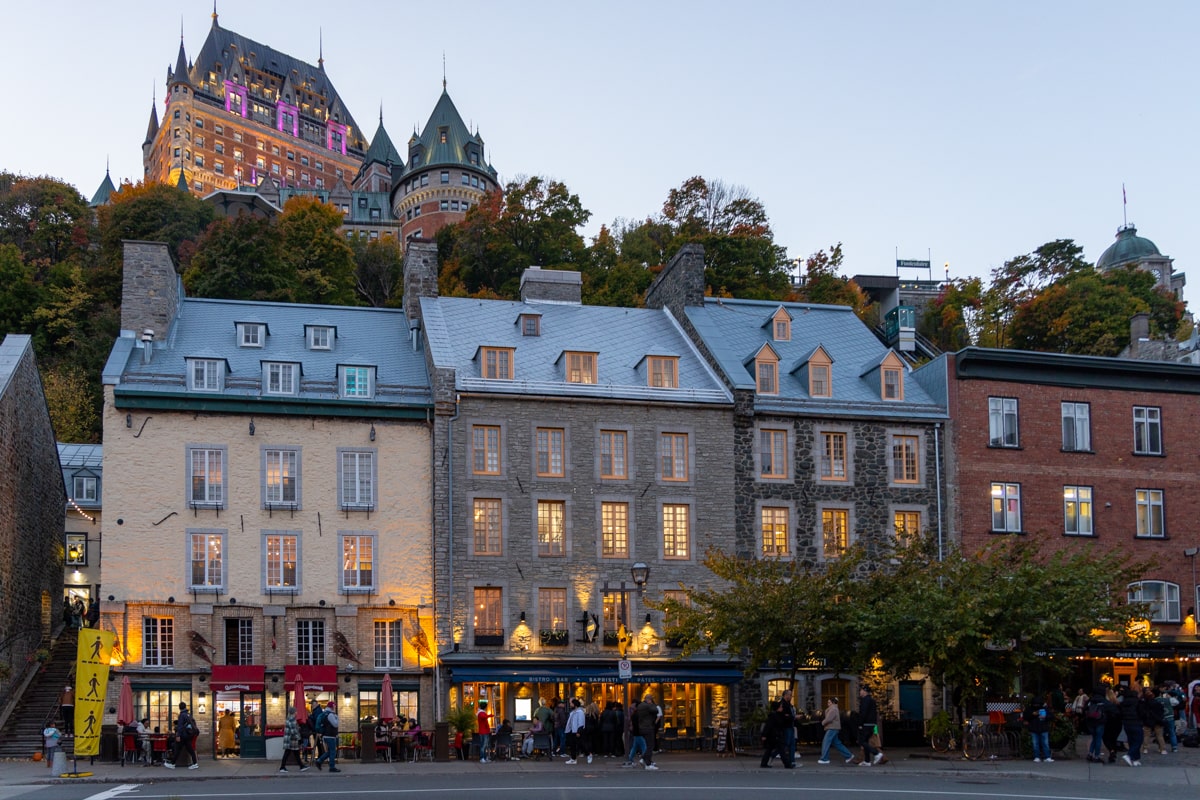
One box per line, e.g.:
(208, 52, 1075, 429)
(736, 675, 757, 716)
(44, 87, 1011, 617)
(445, 703, 476, 738)
(540, 629, 569, 647)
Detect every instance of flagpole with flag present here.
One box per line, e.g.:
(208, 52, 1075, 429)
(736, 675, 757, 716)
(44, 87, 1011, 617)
(1123, 183, 1127, 227)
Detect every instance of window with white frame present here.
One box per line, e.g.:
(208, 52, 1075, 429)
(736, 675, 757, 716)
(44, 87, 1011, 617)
(188, 447, 225, 507)
(264, 532, 298, 590)
(239, 323, 265, 347)
(143, 616, 174, 667)
(188, 358, 223, 392)
(1061, 402, 1091, 452)
(188, 530, 224, 590)
(1135, 488, 1165, 538)
(340, 532, 375, 591)
(338, 450, 375, 509)
(340, 365, 373, 398)
(990, 482, 1021, 533)
(265, 362, 297, 395)
(296, 619, 325, 665)
(1127, 581, 1180, 622)
(65, 533, 87, 566)
(374, 619, 405, 669)
(264, 448, 299, 506)
(988, 397, 1019, 447)
(1063, 486, 1093, 536)
(537, 500, 566, 556)
(73, 475, 98, 502)
(1133, 406, 1162, 455)
(308, 326, 333, 350)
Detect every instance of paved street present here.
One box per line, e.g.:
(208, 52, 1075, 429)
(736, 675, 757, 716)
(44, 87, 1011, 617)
(1, 746, 1196, 800)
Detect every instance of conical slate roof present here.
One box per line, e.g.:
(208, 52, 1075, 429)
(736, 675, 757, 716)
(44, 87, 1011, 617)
(401, 89, 494, 177)
(172, 39, 189, 83)
(363, 117, 403, 169)
(144, 103, 159, 145)
(90, 170, 116, 207)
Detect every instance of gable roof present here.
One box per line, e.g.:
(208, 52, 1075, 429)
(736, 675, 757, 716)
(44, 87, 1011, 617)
(685, 298, 944, 419)
(420, 296, 730, 404)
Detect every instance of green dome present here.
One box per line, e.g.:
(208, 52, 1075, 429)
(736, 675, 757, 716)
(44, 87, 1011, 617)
(1096, 225, 1161, 269)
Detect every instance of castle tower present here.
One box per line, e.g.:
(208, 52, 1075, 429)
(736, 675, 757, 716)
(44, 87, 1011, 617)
(391, 86, 498, 243)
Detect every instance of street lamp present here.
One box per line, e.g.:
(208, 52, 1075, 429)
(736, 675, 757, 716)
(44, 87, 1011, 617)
(631, 563, 649, 594)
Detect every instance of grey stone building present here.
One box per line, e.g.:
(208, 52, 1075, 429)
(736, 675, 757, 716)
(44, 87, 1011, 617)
(405, 243, 743, 735)
(0, 335, 67, 699)
(647, 245, 949, 719)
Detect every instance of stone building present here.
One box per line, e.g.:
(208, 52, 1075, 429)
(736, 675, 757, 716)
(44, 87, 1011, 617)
(59, 443, 103, 605)
(927, 346, 1200, 689)
(100, 241, 434, 753)
(1096, 223, 1185, 300)
(647, 245, 949, 719)
(404, 242, 742, 734)
(0, 335, 66, 690)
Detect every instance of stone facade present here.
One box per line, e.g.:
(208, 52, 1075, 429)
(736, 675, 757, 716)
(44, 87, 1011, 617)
(0, 335, 66, 685)
(120, 241, 180, 337)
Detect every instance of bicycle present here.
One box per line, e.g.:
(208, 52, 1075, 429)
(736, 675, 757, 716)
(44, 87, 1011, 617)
(926, 717, 957, 753)
(961, 716, 991, 761)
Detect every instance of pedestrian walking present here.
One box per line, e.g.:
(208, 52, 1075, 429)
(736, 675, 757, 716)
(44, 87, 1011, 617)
(164, 702, 198, 769)
(623, 699, 646, 767)
(314, 701, 341, 772)
(760, 700, 795, 768)
(278, 708, 309, 773)
(857, 687, 885, 766)
(564, 698, 585, 764)
(817, 697, 854, 764)
(1118, 686, 1145, 766)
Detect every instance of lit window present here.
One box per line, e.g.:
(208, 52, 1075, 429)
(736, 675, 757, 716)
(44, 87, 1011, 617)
(188, 358, 223, 391)
(539, 589, 567, 634)
(1063, 486, 1093, 536)
(601, 501, 629, 558)
(188, 447, 225, 506)
(339, 450, 375, 509)
(1133, 406, 1162, 455)
(663, 504, 690, 559)
(537, 500, 565, 556)
(535, 428, 565, 477)
(599, 430, 627, 479)
(761, 507, 789, 557)
(472, 425, 502, 475)
(648, 356, 678, 389)
(472, 498, 502, 555)
(340, 532, 375, 591)
(760, 429, 787, 478)
(988, 397, 1019, 447)
(820, 432, 847, 480)
(1135, 488, 1165, 538)
(990, 482, 1021, 533)
(660, 432, 689, 481)
(473, 587, 503, 643)
(565, 352, 597, 384)
(264, 532, 298, 589)
(890, 435, 919, 484)
(893, 511, 921, 543)
(265, 362, 297, 395)
(188, 531, 224, 590)
(1061, 402, 1091, 451)
(143, 617, 174, 668)
(65, 534, 87, 566)
(481, 347, 513, 380)
(264, 449, 298, 505)
(341, 366, 373, 398)
(1127, 581, 1180, 622)
(821, 509, 848, 559)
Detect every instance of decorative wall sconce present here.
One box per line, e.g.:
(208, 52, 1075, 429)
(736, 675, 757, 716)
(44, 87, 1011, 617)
(126, 413, 132, 428)
(248, 419, 256, 436)
(369, 424, 376, 442)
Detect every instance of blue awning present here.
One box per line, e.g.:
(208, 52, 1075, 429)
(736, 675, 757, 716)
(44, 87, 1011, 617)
(448, 662, 744, 685)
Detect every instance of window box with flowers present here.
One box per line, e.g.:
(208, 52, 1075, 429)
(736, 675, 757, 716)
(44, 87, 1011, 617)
(540, 629, 569, 647)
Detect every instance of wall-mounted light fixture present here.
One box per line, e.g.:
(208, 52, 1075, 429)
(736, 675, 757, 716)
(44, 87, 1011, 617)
(343, 692, 352, 701)
(167, 596, 175, 604)
(369, 423, 376, 442)
(388, 598, 395, 606)
(229, 598, 237, 604)
(126, 413, 132, 428)
(631, 562, 649, 594)
(107, 595, 115, 602)
(248, 419, 255, 436)
(319, 599, 326, 607)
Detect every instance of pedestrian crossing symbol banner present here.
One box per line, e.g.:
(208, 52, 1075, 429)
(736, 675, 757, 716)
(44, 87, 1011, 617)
(73, 629, 116, 757)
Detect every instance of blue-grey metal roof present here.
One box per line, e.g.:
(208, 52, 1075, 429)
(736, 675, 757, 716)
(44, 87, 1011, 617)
(58, 443, 103, 470)
(421, 296, 731, 404)
(109, 298, 430, 408)
(685, 298, 946, 419)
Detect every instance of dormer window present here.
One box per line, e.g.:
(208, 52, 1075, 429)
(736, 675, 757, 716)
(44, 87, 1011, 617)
(239, 323, 265, 347)
(339, 365, 374, 399)
(757, 359, 778, 394)
(648, 356, 679, 389)
(264, 362, 298, 395)
(772, 309, 791, 341)
(188, 358, 224, 392)
(481, 347, 514, 380)
(802, 346, 833, 398)
(307, 325, 334, 350)
(878, 351, 905, 401)
(565, 352, 597, 384)
(520, 314, 540, 337)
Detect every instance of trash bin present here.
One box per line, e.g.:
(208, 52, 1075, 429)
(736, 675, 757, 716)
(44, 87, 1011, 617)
(51, 750, 67, 774)
(434, 721, 450, 762)
(265, 735, 284, 761)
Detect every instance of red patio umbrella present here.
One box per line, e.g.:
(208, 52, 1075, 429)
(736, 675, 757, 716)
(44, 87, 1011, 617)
(117, 676, 135, 727)
(380, 673, 396, 722)
(292, 675, 308, 724)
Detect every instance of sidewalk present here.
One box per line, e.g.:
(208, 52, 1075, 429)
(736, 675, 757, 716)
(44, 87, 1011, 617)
(4, 745, 1199, 788)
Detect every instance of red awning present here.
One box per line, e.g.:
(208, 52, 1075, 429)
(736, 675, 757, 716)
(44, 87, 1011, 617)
(284, 665, 339, 692)
(210, 665, 265, 693)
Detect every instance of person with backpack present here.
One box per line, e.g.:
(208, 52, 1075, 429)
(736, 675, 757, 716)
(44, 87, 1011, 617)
(314, 701, 341, 772)
(164, 702, 198, 769)
(1083, 688, 1108, 763)
(308, 699, 326, 763)
(1155, 685, 1178, 753)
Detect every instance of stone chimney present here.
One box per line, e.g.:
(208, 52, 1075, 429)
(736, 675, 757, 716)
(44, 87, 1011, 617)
(402, 239, 439, 324)
(645, 243, 706, 315)
(519, 267, 582, 304)
(120, 240, 180, 341)
(1130, 312, 1150, 345)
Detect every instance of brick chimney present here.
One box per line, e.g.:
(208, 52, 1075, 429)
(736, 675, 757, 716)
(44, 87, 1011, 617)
(519, 267, 582, 304)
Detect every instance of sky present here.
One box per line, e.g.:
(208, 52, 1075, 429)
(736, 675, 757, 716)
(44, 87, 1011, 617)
(4, 0, 1198, 287)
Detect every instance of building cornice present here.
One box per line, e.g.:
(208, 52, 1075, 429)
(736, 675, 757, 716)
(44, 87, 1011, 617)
(112, 388, 431, 419)
(954, 347, 1200, 394)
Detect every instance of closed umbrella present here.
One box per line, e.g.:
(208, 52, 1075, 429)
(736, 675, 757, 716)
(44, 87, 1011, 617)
(117, 676, 135, 727)
(293, 676, 308, 724)
(380, 673, 396, 722)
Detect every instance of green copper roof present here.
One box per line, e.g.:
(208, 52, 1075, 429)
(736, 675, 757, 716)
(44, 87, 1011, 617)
(362, 118, 403, 169)
(90, 170, 116, 207)
(1096, 224, 1162, 269)
(400, 89, 495, 177)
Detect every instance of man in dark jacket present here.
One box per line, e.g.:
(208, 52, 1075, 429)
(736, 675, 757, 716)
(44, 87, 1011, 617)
(857, 687, 884, 766)
(164, 702, 197, 769)
(1118, 686, 1145, 766)
(634, 695, 660, 770)
(760, 701, 795, 768)
(1022, 697, 1053, 762)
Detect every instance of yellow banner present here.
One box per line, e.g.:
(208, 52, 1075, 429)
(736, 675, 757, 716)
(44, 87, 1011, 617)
(73, 629, 116, 757)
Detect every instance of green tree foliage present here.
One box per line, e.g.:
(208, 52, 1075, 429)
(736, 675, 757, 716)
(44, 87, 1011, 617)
(792, 243, 871, 319)
(41, 364, 101, 444)
(0, 243, 44, 336)
(918, 277, 984, 351)
(580, 225, 654, 307)
(0, 172, 93, 270)
(184, 215, 292, 301)
(439, 176, 591, 297)
(350, 234, 405, 307)
(277, 196, 359, 306)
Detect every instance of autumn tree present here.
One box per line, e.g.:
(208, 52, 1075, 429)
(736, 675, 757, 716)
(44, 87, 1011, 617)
(277, 196, 359, 306)
(0, 172, 93, 270)
(918, 277, 985, 351)
(793, 243, 872, 319)
(580, 225, 654, 307)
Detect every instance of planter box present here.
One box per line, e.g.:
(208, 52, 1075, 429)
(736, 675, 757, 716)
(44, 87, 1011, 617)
(540, 630, 569, 647)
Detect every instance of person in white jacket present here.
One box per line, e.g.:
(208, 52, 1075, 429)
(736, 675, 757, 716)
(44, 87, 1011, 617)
(565, 698, 588, 764)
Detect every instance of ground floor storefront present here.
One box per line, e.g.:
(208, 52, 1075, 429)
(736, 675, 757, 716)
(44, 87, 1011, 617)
(1055, 644, 1200, 692)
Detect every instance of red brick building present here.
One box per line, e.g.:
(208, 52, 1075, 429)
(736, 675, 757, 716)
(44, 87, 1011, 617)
(932, 347, 1200, 687)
